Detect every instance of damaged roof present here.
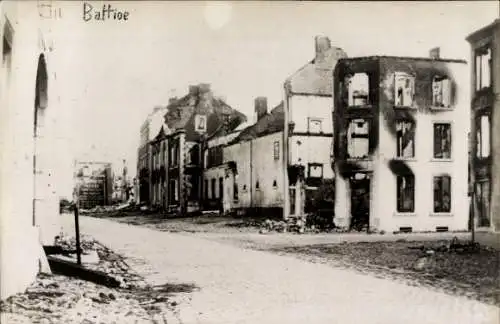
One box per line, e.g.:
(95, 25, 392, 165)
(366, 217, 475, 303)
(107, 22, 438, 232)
(162, 87, 247, 142)
(230, 101, 284, 144)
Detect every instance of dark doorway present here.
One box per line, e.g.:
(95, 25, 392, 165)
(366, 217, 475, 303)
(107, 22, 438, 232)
(219, 177, 224, 211)
(350, 176, 370, 231)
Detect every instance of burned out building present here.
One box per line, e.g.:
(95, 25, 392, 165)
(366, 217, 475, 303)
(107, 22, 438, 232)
(332, 51, 470, 233)
(467, 19, 500, 249)
(75, 161, 113, 209)
(283, 36, 347, 219)
(145, 84, 247, 215)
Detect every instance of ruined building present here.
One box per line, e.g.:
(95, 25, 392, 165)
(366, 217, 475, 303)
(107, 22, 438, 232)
(467, 19, 500, 249)
(333, 51, 470, 233)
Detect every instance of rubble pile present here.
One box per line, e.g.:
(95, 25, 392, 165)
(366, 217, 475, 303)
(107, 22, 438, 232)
(0, 236, 186, 324)
(259, 217, 310, 234)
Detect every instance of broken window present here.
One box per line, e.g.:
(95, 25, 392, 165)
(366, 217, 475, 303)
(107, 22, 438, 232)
(475, 46, 491, 91)
(394, 72, 415, 107)
(433, 123, 451, 159)
(432, 76, 452, 108)
(347, 73, 370, 106)
(256, 180, 260, 190)
(397, 174, 415, 213)
(273, 140, 280, 160)
(476, 115, 490, 158)
(308, 163, 323, 178)
(347, 119, 369, 159)
(433, 175, 451, 213)
(396, 120, 415, 158)
(308, 118, 323, 133)
(476, 181, 491, 227)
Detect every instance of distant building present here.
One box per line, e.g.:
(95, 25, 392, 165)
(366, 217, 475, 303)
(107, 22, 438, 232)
(283, 36, 347, 219)
(143, 84, 247, 215)
(466, 19, 500, 249)
(0, 1, 62, 299)
(75, 161, 113, 209)
(333, 53, 470, 232)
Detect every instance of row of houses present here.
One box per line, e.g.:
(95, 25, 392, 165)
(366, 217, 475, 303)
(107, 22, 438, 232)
(137, 23, 499, 246)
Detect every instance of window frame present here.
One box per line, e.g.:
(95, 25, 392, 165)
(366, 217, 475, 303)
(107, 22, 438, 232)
(394, 72, 416, 108)
(395, 119, 416, 159)
(396, 174, 415, 213)
(346, 72, 370, 108)
(307, 117, 323, 134)
(432, 121, 452, 160)
(474, 44, 492, 92)
(308, 163, 324, 179)
(273, 140, 280, 160)
(431, 75, 452, 109)
(346, 118, 370, 160)
(433, 174, 452, 214)
(476, 113, 491, 159)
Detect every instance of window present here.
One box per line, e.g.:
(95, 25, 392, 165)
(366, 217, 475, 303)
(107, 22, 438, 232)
(396, 120, 415, 158)
(433, 123, 452, 159)
(169, 143, 178, 166)
(219, 177, 224, 200)
(347, 119, 369, 159)
(476, 181, 490, 227)
(211, 178, 216, 199)
(204, 179, 208, 199)
(169, 179, 178, 203)
(272, 180, 278, 188)
(475, 46, 491, 91)
(255, 181, 260, 190)
(273, 141, 280, 160)
(432, 76, 452, 108)
(233, 182, 239, 202)
(433, 175, 451, 213)
(308, 118, 323, 133)
(397, 174, 415, 212)
(394, 72, 415, 107)
(308, 163, 323, 178)
(242, 184, 247, 192)
(195, 114, 207, 133)
(476, 115, 490, 158)
(347, 73, 369, 106)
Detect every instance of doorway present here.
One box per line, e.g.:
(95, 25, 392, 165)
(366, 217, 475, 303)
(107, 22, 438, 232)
(350, 176, 370, 231)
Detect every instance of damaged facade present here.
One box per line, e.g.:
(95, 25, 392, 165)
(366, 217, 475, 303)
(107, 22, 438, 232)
(467, 19, 500, 249)
(333, 52, 470, 232)
(283, 36, 347, 219)
(138, 84, 247, 215)
(1, 1, 62, 299)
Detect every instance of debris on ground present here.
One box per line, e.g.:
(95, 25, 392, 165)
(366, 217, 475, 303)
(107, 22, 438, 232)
(0, 235, 194, 324)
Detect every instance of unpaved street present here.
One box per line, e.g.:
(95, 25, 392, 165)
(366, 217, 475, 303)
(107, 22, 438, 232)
(63, 215, 499, 324)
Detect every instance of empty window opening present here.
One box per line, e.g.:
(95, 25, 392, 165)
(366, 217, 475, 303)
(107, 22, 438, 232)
(432, 76, 452, 108)
(397, 174, 415, 213)
(255, 181, 260, 190)
(394, 72, 415, 107)
(433, 123, 451, 159)
(308, 163, 323, 178)
(475, 46, 491, 91)
(476, 115, 490, 158)
(476, 181, 491, 227)
(396, 120, 415, 158)
(272, 180, 278, 188)
(434, 175, 451, 213)
(347, 119, 369, 159)
(347, 73, 370, 106)
(436, 226, 449, 233)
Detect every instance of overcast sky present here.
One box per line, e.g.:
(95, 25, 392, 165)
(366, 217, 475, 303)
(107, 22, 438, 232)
(48, 1, 498, 198)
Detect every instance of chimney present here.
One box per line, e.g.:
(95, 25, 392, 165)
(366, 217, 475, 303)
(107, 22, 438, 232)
(198, 83, 211, 93)
(254, 97, 268, 121)
(315, 35, 332, 61)
(429, 47, 440, 59)
(188, 85, 199, 95)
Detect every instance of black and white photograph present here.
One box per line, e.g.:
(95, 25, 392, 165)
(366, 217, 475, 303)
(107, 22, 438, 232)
(0, 1, 499, 323)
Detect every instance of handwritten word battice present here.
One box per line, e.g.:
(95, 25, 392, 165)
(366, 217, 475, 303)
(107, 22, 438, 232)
(83, 2, 130, 22)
